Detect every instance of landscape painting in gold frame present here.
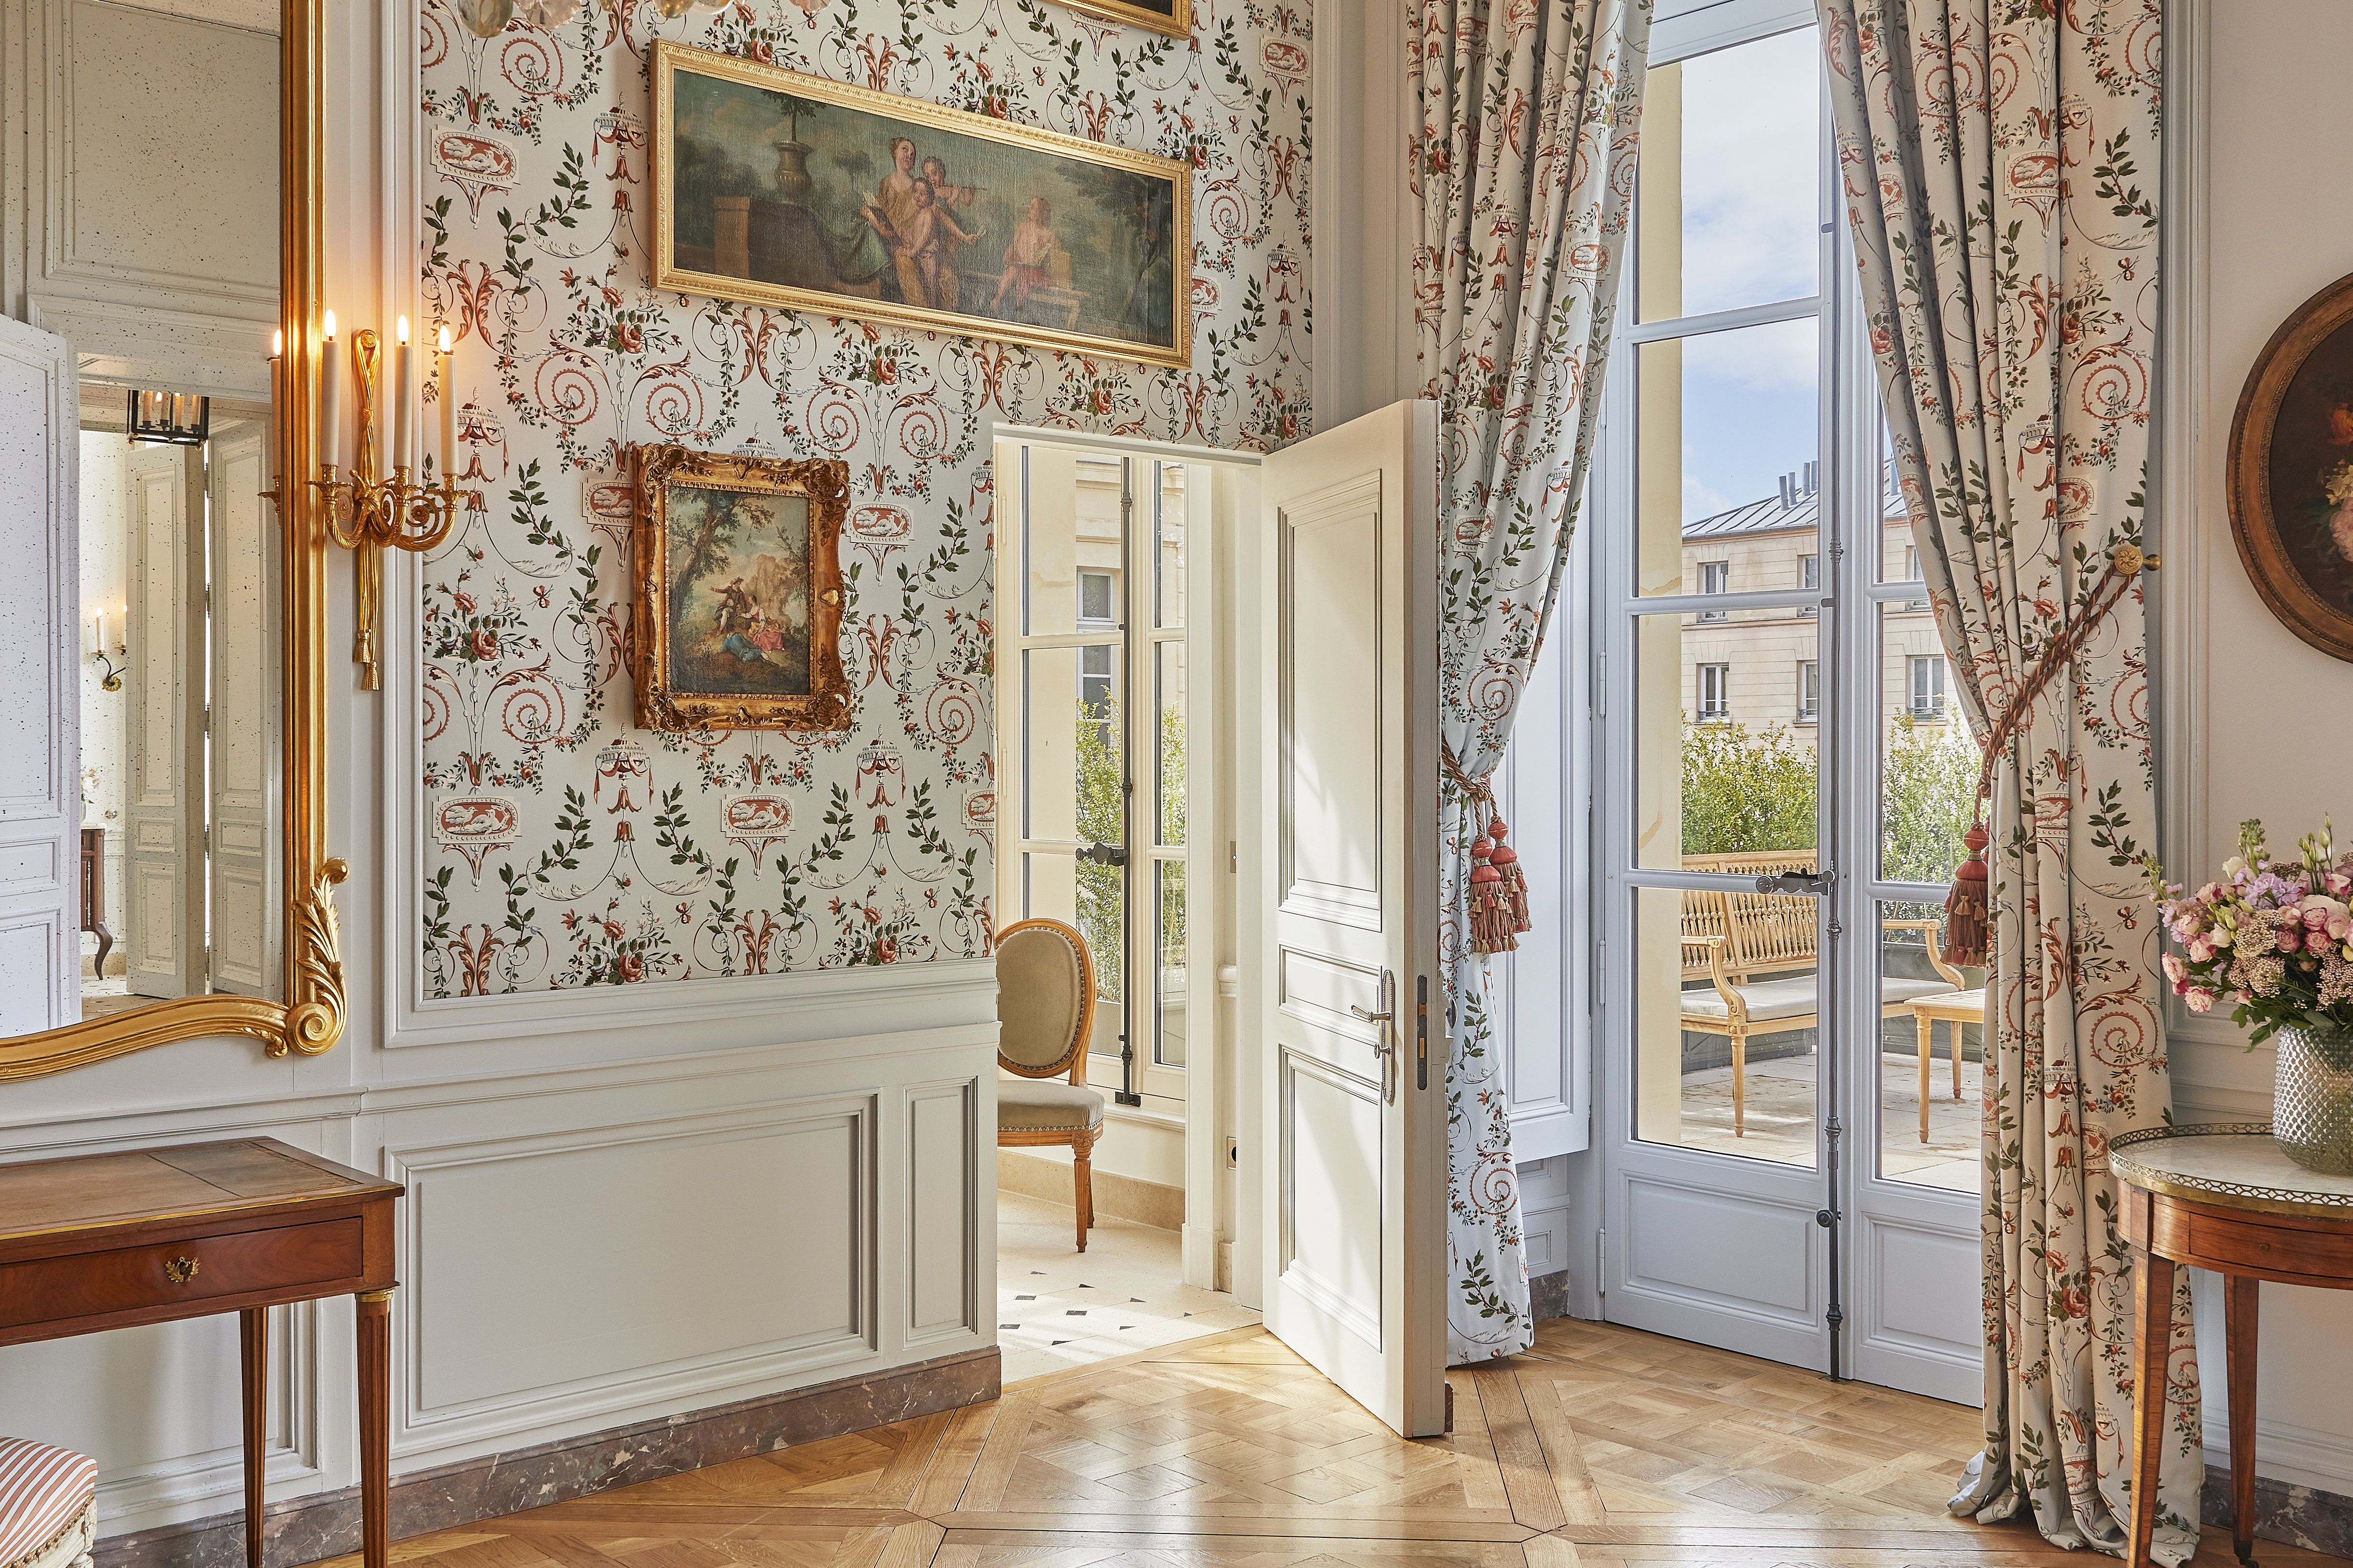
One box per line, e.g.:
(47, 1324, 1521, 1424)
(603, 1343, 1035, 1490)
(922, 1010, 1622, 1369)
(1054, 0, 1191, 39)
(651, 41, 1191, 370)
(632, 444, 851, 733)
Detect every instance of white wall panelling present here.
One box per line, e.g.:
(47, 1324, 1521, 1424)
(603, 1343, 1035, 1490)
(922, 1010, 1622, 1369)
(905, 1079, 979, 1348)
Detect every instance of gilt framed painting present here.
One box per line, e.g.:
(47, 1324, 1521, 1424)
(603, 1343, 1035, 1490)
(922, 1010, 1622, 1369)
(2230, 269, 2353, 662)
(1054, 0, 1192, 39)
(631, 444, 851, 732)
(650, 40, 1191, 369)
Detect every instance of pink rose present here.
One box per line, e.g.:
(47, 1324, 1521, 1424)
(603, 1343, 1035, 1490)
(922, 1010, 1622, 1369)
(2162, 952, 2186, 984)
(2279, 927, 2304, 952)
(2332, 915, 2352, 942)
(2188, 937, 2216, 963)
(2306, 905, 2335, 930)
(2186, 987, 2219, 1013)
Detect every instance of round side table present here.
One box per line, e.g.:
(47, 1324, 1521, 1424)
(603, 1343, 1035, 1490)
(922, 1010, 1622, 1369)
(2112, 1122, 2353, 1568)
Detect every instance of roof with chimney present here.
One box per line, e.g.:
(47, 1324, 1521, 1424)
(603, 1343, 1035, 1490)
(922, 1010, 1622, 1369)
(1683, 461, 1908, 541)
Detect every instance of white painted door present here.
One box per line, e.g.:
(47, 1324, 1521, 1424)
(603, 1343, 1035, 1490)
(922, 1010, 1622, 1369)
(208, 424, 279, 998)
(0, 318, 80, 1035)
(123, 443, 205, 999)
(1244, 401, 1445, 1437)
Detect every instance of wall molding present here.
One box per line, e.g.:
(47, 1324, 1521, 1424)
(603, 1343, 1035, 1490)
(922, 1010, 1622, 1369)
(386, 1091, 882, 1456)
(93, 1344, 1000, 1568)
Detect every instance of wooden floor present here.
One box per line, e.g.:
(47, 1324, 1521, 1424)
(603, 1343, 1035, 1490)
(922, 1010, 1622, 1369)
(329, 1319, 2336, 1568)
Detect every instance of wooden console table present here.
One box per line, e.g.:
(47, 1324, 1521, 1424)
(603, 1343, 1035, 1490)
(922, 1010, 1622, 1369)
(2114, 1122, 2353, 1568)
(0, 1139, 403, 1568)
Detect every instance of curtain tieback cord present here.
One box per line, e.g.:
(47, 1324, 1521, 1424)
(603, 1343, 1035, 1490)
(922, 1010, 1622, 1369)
(1443, 741, 1530, 956)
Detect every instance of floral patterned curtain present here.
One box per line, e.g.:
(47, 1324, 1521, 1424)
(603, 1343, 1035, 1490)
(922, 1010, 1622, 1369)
(1817, 2, 2198, 1559)
(1412, 0, 1650, 1364)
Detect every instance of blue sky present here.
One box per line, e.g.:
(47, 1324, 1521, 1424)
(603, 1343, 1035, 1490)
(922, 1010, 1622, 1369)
(1657, 26, 1823, 523)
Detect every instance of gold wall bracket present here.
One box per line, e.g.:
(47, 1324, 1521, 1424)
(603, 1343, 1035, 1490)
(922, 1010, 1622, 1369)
(312, 328, 466, 689)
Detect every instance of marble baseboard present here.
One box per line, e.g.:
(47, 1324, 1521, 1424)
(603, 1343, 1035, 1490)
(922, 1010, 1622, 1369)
(1529, 1268, 1571, 1324)
(2204, 1462, 2353, 1558)
(97, 1344, 1001, 1568)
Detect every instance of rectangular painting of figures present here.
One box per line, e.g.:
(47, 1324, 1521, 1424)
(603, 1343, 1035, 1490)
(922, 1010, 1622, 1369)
(651, 40, 1191, 369)
(631, 445, 851, 732)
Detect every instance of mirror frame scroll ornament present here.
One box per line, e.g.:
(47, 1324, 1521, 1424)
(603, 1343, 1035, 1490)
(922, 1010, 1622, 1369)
(0, 0, 344, 1081)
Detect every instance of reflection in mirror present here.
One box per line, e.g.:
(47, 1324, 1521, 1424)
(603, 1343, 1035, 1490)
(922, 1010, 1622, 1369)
(73, 397, 283, 1028)
(0, 0, 283, 1046)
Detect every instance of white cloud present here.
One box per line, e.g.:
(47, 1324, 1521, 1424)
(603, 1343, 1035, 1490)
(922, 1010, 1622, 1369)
(1672, 27, 1821, 319)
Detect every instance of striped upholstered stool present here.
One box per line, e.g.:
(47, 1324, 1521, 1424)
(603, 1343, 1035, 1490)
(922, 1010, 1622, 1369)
(0, 1440, 97, 1568)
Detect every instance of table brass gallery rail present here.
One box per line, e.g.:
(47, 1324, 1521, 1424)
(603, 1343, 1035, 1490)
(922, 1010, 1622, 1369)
(2113, 1121, 2353, 1568)
(0, 1139, 403, 1568)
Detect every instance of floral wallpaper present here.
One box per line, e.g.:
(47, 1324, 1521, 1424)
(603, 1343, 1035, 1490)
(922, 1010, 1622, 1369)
(415, 0, 1312, 995)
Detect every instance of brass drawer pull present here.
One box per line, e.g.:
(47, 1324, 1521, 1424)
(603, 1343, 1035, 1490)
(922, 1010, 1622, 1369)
(164, 1256, 201, 1284)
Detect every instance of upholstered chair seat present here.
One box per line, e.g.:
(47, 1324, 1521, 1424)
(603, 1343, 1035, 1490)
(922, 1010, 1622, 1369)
(0, 1439, 98, 1568)
(995, 917, 1102, 1251)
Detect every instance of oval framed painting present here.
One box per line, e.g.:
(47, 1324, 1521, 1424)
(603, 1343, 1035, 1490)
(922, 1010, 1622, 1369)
(2230, 270, 2353, 661)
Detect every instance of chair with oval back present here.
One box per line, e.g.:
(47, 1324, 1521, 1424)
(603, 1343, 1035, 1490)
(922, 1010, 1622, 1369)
(995, 917, 1104, 1252)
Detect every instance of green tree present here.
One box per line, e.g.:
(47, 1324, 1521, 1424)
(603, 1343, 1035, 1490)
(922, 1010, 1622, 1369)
(1880, 715, 1978, 885)
(1070, 697, 1188, 1004)
(1681, 720, 1818, 856)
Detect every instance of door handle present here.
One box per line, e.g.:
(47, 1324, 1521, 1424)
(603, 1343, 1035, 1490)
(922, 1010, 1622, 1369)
(1353, 971, 1399, 1104)
(1756, 869, 1834, 896)
(1076, 842, 1128, 867)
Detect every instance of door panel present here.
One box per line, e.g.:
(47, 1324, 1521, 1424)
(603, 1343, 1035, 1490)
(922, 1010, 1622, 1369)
(1251, 400, 1443, 1437)
(1622, 1172, 1817, 1326)
(123, 444, 205, 999)
(208, 426, 280, 998)
(0, 318, 78, 1035)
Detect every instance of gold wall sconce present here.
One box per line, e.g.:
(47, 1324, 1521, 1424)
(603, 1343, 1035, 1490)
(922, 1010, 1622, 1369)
(301, 312, 468, 690)
(89, 605, 126, 692)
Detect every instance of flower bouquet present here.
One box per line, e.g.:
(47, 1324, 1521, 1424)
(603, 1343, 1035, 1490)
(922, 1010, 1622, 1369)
(2145, 819, 2353, 1173)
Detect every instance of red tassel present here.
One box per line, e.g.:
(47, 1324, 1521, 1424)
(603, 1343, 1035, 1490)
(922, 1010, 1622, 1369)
(1942, 822, 1990, 969)
(1488, 817, 1531, 935)
(1468, 835, 1517, 955)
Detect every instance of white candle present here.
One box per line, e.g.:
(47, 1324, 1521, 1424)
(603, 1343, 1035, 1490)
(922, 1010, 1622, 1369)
(93, 609, 104, 657)
(393, 316, 414, 473)
(269, 331, 283, 490)
(437, 325, 456, 483)
(320, 309, 341, 470)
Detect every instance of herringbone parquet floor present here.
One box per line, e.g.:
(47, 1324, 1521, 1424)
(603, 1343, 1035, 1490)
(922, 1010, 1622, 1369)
(327, 1319, 2334, 1568)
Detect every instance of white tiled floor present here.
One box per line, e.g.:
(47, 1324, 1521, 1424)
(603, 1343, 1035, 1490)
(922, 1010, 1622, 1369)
(995, 1188, 1260, 1385)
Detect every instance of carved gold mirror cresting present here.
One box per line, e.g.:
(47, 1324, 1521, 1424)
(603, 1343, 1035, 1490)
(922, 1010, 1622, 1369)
(0, 0, 343, 1082)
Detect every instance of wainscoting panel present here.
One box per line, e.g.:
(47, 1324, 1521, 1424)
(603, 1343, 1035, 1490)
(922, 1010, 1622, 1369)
(392, 1094, 878, 1450)
(905, 1078, 978, 1346)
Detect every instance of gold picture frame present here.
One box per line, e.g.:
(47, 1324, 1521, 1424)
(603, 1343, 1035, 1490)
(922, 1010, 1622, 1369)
(650, 41, 1192, 370)
(0, 0, 345, 1080)
(2229, 268, 2353, 663)
(632, 444, 852, 733)
(1053, 0, 1191, 39)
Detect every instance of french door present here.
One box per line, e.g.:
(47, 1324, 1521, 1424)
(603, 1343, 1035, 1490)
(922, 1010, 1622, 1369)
(1591, 5, 1982, 1403)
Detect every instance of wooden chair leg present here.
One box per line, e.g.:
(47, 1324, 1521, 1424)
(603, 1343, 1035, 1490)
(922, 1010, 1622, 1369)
(1732, 1029, 1747, 1138)
(1954, 1020, 1965, 1101)
(1917, 1013, 1931, 1143)
(1073, 1148, 1093, 1252)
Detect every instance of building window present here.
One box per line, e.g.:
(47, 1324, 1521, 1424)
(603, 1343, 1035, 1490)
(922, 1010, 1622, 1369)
(1902, 546, 1927, 610)
(1696, 662, 1730, 721)
(1797, 660, 1819, 722)
(1079, 570, 1116, 625)
(1698, 560, 1729, 621)
(1908, 654, 1945, 718)
(1798, 553, 1818, 616)
(1081, 643, 1116, 747)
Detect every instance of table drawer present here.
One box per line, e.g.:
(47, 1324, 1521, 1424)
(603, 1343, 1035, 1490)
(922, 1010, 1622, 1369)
(2185, 1210, 2353, 1277)
(0, 1217, 364, 1328)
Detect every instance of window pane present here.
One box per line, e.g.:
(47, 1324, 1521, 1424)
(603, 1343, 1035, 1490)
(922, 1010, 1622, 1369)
(1634, 884, 1819, 1168)
(1636, 27, 1821, 324)
(1155, 859, 1186, 1067)
(1875, 900, 1982, 1191)
(1155, 462, 1186, 628)
(1877, 605, 1974, 885)
(1155, 639, 1186, 846)
(1636, 319, 1821, 596)
(1633, 613, 1818, 870)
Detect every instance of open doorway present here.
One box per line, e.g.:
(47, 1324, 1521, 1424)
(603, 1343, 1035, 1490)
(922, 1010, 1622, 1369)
(989, 429, 1261, 1383)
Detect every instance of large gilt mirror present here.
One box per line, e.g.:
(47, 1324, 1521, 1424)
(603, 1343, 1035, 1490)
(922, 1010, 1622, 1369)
(0, 0, 337, 1079)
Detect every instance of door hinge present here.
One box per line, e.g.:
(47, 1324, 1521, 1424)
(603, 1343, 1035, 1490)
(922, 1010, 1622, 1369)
(1228, 840, 1237, 873)
(1591, 652, 1606, 719)
(1596, 1227, 1607, 1294)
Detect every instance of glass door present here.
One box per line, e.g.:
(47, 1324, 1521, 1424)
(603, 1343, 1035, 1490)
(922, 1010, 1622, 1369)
(998, 444, 1207, 1118)
(1592, 6, 1983, 1399)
